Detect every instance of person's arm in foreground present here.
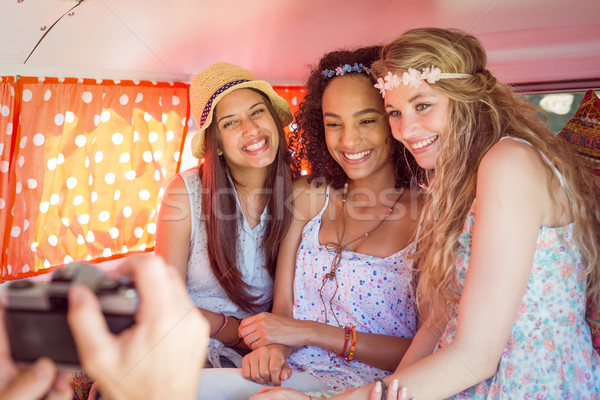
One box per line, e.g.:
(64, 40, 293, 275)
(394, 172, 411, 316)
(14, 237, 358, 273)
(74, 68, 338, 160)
(67, 254, 209, 400)
(0, 309, 72, 400)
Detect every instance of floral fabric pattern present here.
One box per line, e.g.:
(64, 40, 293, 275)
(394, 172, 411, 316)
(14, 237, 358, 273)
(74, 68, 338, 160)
(288, 186, 417, 390)
(438, 203, 600, 399)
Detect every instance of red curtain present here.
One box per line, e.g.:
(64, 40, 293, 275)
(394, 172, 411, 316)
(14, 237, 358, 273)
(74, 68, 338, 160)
(0, 80, 305, 282)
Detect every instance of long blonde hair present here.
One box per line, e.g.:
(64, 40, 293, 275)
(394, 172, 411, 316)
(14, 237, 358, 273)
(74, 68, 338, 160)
(373, 28, 600, 323)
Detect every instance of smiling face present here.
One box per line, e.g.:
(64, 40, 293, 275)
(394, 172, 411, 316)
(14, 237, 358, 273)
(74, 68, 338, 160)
(322, 74, 395, 183)
(384, 79, 450, 170)
(214, 88, 280, 175)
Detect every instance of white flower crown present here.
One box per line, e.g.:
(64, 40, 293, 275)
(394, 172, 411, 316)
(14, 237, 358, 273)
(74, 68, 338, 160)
(374, 66, 471, 98)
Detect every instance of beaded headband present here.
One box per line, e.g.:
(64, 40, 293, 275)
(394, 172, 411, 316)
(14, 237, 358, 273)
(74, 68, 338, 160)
(374, 66, 471, 98)
(322, 63, 371, 79)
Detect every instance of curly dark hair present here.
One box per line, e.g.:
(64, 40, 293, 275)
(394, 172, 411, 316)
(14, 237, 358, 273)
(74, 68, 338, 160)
(289, 46, 419, 189)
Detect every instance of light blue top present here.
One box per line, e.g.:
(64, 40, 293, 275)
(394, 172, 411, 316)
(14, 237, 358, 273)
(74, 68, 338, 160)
(179, 166, 273, 319)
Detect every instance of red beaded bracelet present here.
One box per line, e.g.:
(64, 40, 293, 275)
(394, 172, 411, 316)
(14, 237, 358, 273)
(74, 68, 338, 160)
(345, 325, 357, 362)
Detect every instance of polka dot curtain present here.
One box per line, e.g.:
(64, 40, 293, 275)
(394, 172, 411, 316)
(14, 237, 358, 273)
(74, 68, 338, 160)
(1, 76, 189, 281)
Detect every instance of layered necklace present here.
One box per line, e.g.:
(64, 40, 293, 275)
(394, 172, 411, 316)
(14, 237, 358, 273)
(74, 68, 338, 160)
(319, 183, 405, 326)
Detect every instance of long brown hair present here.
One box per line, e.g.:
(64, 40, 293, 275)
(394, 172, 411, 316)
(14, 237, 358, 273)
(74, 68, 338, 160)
(374, 28, 600, 322)
(200, 89, 292, 313)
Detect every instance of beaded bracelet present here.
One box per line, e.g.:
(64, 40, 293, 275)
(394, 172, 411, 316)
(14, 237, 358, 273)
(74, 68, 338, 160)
(345, 325, 357, 362)
(210, 313, 228, 339)
(341, 324, 352, 356)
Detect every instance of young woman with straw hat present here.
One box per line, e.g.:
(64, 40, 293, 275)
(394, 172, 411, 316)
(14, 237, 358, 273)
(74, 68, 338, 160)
(155, 62, 294, 369)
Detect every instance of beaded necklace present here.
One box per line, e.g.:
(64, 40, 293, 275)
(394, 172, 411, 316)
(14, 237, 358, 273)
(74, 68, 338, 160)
(319, 183, 405, 326)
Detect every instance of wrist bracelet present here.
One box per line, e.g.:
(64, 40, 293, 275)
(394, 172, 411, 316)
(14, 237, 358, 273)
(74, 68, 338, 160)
(345, 325, 357, 362)
(211, 313, 228, 339)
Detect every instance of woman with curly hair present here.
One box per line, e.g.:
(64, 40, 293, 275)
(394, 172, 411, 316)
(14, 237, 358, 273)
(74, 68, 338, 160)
(222, 46, 424, 399)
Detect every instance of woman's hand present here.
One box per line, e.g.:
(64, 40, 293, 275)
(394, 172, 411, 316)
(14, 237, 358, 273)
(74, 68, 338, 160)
(369, 379, 410, 400)
(249, 386, 310, 400)
(239, 312, 308, 348)
(242, 344, 292, 386)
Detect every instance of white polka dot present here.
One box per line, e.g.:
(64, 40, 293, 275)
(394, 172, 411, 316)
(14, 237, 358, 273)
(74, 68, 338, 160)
(135, 93, 143, 103)
(84, 156, 90, 168)
(23, 264, 31, 272)
(173, 151, 180, 162)
(105, 172, 115, 184)
(44, 89, 52, 101)
(139, 244, 147, 251)
(23, 219, 29, 231)
(1, 105, 10, 117)
(159, 97, 163, 107)
(123, 206, 132, 218)
(86, 231, 95, 242)
(54, 113, 65, 126)
(61, 217, 70, 226)
(161, 167, 166, 176)
(17, 155, 24, 167)
(0, 198, 4, 209)
(30, 242, 38, 252)
(88, 174, 93, 185)
(73, 135, 86, 148)
(114, 189, 121, 200)
(33, 133, 45, 146)
(182, 117, 187, 126)
(98, 210, 110, 222)
(91, 191, 98, 203)
(47, 158, 57, 170)
(95, 151, 103, 163)
(76, 235, 85, 245)
(139, 189, 150, 201)
(39, 201, 49, 213)
(119, 94, 129, 105)
(43, 260, 50, 269)
(19, 136, 27, 148)
(0, 143, 3, 155)
(100, 110, 111, 123)
(120, 153, 130, 163)
(73, 195, 84, 206)
(142, 151, 153, 162)
(78, 215, 90, 225)
(5, 123, 12, 135)
(27, 179, 38, 189)
(122, 245, 128, 253)
(66, 177, 77, 189)
(148, 131, 159, 143)
(147, 222, 156, 234)
(64, 255, 73, 264)
(15, 181, 21, 194)
(94, 114, 100, 126)
(10, 227, 20, 237)
(133, 131, 140, 142)
(48, 235, 58, 246)
(47, 193, 58, 205)
(153, 150, 162, 161)
(162, 113, 167, 123)
(166, 130, 175, 142)
(144, 112, 152, 122)
(154, 169, 161, 181)
(82, 91, 92, 103)
(158, 187, 165, 199)
(103, 248, 112, 258)
(109, 227, 119, 239)
(124, 170, 136, 180)
(172, 95, 180, 105)
(57, 153, 64, 164)
(65, 111, 75, 123)
(0, 161, 9, 173)
(112, 132, 124, 145)
(134, 227, 144, 238)
(292, 96, 298, 106)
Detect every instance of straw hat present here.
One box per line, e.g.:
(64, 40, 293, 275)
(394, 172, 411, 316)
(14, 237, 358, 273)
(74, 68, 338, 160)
(189, 62, 293, 158)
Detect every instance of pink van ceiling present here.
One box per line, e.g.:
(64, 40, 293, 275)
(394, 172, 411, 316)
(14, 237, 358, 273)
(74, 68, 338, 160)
(1, 0, 599, 84)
